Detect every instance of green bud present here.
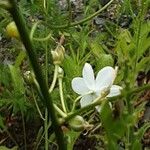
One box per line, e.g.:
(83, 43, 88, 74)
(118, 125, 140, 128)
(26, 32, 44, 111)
(69, 115, 85, 131)
(69, 116, 93, 132)
(51, 44, 65, 65)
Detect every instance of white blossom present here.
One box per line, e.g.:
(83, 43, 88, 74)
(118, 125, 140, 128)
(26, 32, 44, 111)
(71, 63, 122, 108)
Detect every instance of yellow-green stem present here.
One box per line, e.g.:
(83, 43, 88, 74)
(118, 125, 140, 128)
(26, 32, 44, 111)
(49, 65, 59, 93)
(58, 77, 67, 113)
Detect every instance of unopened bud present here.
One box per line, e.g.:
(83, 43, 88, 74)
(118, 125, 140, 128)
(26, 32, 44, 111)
(69, 115, 93, 132)
(51, 44, 65, 65)
(69, 115, 85, 131)
(6, 21, 20, 39)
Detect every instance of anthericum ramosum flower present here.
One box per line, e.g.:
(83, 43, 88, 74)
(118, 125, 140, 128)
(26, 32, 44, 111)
(71, 63, 122, 108)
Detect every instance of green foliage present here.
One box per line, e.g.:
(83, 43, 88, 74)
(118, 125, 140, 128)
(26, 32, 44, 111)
(0, 0, 150, 149)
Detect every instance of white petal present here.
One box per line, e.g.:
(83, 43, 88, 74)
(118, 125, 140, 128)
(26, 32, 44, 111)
(95, 105, 101, 112)
(82, 63, 95, 90)
(96, 66, 116, 91)
(107, 85, 122, 97)
(80, 94, 96, 107)
(72, 77, 89, 95)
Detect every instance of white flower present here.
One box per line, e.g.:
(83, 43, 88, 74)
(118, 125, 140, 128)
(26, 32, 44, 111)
(71, 63, 122, 108)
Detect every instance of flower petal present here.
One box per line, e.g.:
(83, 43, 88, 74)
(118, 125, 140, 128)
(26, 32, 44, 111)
(95, 105, 101, 112)
(82, 63, 95, 90)
(80, 94, 96, 107)
(107, 85, 122, 97)
(72, 77, 89, 95)
(96, 66, 116, 91)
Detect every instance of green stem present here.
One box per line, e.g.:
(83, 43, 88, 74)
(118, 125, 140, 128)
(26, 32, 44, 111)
(46, 0, 114, 29)
(71, 95, 82, 112)
(58, 77, 67, 113)
(49, 65, 59, 93)
(64, 96, 105, 123)
(8, 1, 66, 149)
(44, 109, 48, 150)
(54, 104, 67, 118)
(31, 87, 45, 121)
(45, 40, 48, 85)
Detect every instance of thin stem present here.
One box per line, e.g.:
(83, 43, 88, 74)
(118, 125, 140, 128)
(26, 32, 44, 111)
(30, 21, 55, 42)
(33, 33, 53, 41)
(65, 96, 105, 123)
(31, 87, 45, 121)
(44, 109, 48, 150)
(58, 77, 67, 113)
(30, 21, 40, 40)
(46, 0, 114, 29)
(71, 95, 82, 112)
(71, 91, 93, 112)
(54, 104, 67, 118)
(45, 40, 48, 85)
(49, 65, 59, 93)
(32, 74, 67, 118)
(8, 1, 66, 149)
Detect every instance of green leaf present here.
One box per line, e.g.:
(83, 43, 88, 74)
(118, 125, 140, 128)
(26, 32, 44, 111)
(9, 65, 25, 94)
(100, 100, 126, 150)
(15, 50, 26, 68)
(66, 130, 81, 150)
(131, 123, 150, 150)
(131, 140, 141, 150)
(90, 40, 105, 57)
(95, 54, 114, 71)
(0, 146, 17, 150)
(137, 57, 150, 72)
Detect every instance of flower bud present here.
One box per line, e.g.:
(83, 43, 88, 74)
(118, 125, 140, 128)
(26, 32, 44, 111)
(68, 115, 85, 131)
(6, 21, 20, 39)
(68, 115, 93, 132)
(51, 44, 65, 65)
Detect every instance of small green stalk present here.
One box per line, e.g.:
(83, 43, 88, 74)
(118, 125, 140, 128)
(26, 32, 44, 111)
(49, 65, 59, 93)
(71, 95, 82, 112)
(54, 104, 67, 118)
(44, 109, 48, 150)
(58, 77, 67, 113)
(31, 87, 45, 121)
(71, 91, 93, 112)
(65, 96, 106, 123)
